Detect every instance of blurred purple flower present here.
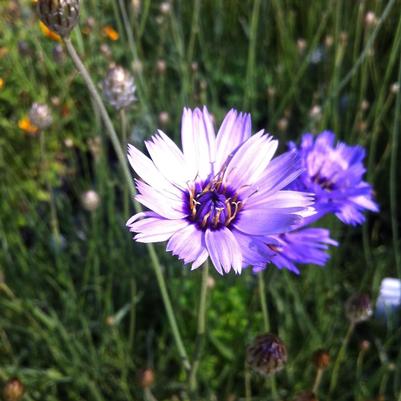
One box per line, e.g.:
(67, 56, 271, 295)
(126, 107, 314, 275)
(289, 131, 378, 225)
(254, 227, 338, 274)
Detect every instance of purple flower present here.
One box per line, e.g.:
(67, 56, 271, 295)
(254, 227, 338, 275)
(126, 107, 314, 275)
(289, 131, 379, 225)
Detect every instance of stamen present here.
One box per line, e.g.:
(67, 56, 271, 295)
(201, 211, 211, 228)
(213, 207, 224, 227)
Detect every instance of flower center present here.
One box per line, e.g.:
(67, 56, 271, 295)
(187, 180, 242, 230)
(311, 173, 336, 191)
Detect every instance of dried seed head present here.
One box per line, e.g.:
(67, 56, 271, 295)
(365, 12, 377, 28)
(37, 0, 80, 38)
(309, 105, 322, 120)
(313, 349, 330, 369)
(391, 82, 400, 94)
(277, 118, 288, 132)
(160, 1, 171, 15)
(158, 111, 170, 126)
(191, 62, 199, 72)
(297, 38, 307, 54)
(103, 65, 136, 110)
(29, 103, 53, 130)
(324, 35, 334, 48)
(267, 86, 276, 98)
(246, 333, 287, 376)
(156, 59, 167, 74)
(3, 378, 25, 401)
(346, 293, 373, 324)
(360, 100, 370, 112)
(81, 190, 100, 212)
(100, 43, 112, 59)
(88, 136, 102, 160)
(137, 368, 155, 389)
(293, 391, 318, 401)
(359, 340, 371, 352)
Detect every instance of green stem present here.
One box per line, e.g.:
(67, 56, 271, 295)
(390, 51, 401, 278)
(189, 261, 210, 395)
(120, 108, 129, 217)
(329, 0, 397, 99)
(312, 367, 324, 395)
(245, 364, 252, 401)
(63, 37, 191, 372)
(243, 0, 261, 111)
(329, 322, 355, 393)
(258, 271, 270, 332)
(257, 272, 278, 400)
(39, 131, 61, 247)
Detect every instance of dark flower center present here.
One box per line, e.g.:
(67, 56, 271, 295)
(187, 180, 242, 230)
(311, 173, 336, 191)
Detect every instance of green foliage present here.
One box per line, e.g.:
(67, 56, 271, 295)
(1, 0, 401, 400)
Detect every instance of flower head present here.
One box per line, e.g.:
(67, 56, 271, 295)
(256, 227, 338, 274)
(103, 65, 136, 110)
(37, 0, 80, 38)
(29, 102, 53, 130)
(127, 107, 314, 275)
(246, 333, 287, 376)
(345, 293, 373, 324)
(289, 131, 378, 225)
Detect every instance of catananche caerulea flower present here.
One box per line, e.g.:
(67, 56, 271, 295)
(253, 227, 338, 274)
(126, 107, 314, 275)
(289, 131, 378, 225)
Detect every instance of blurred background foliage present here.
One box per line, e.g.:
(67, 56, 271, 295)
(0, 0, 401, 400)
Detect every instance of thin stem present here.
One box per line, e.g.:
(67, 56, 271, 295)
(258, 271, 270, 332)
(120, 108, 129, 217)
(245, 364, 252, 401)
(257, 272, 278, 399)
(243, 0, 261, 111)
(390, 49, 401, 278)
(312, 368, 324, 395)
(329, 322, 355, 393)
(40, 131, 61, 248)
(63, 37, 191, 371)
(328, 0, 397, 100)
(189, 261, 210, 395)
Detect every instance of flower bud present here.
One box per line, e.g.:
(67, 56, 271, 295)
(3, 378, 25, 401)
(81, 190, 100, 212)
(102, 65, 136, 110)
(137, 368, 155, 388)
(29, 102, 53, 130)
(312, 349, 330, 369)
(37, 0, 80, 38)
(346, 293, 373, 324)
(246, 333, 287, 376)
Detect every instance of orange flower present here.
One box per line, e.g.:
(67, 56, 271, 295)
(18, 117, 39, 135)
(39, 21, 62, 42)
(0, 78, 4, 90)
(102, 25, 119, 41)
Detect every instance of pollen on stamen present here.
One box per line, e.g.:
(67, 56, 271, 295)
(185, 179, 242, 231)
